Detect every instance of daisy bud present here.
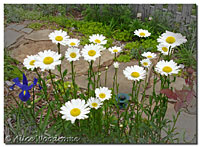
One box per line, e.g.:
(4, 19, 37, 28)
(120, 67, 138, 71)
(179, 64, 185, 69)
(113, 62, 119, 69)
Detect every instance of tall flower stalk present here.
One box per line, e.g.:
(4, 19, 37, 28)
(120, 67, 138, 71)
(71, 61, 77, 99)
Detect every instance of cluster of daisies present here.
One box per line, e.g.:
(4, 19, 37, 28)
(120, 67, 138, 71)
(23, 30, 123, 71)
(22, 29, 187, 124)
(60, 87, 112, 123)
(124, 29, 187, 81)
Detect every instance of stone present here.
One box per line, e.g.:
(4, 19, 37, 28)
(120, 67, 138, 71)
(21, 28, 33, 34)
(13, 24, 26, 31)
(170, 77, 186, 90)
(163, 103, 197, 143)
(6, 23, 17, 29)
(5, 81, 13, 87)
(25, 29, 53, 41)
(4, 29, 23, 48)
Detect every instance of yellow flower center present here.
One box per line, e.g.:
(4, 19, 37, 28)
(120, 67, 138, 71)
(162, 66, 172, 73)
(70, 42, 76, 46)
(88, 50, 96, 56)
(162, 47, 168, 52)
(29, 60, 35, 66)
(95, 39, 101, 43)
(43, 57, 54, 65)
(70, 52, 77, 58)
(99, 93, 106, 99)
(131, 72, 140, 78)
(166, 36, 176, 44)
(147, 55, 152, 58)
(23, 90, 26, 95)
(113, 49, 118, 53)
(143, 62, 148, 66)
(70, 108, 81, 117)
(55, 36, 63, 41)
(92, 103, 98, 107)
(139, 32, 145, 36)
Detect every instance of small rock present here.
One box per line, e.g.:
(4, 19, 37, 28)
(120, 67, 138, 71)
(25, 29, 53, 41)
(6, 23, 17, 29)
(21, 28, 33, 34)
(4, 29, 23, 48)
(5, 81, 13, 87)
(13, 24, 26, 31)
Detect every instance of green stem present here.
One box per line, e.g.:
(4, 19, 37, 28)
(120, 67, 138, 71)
(32, 85, 35, 116)
(97, 56, 101, 87)
(135, 81, 141, 143)
(71, 61, 77, 99)
(114, 53, 117, 61)
(57, 43, 67, 98)
(57, 43, 61, 54)
(48, 70, 61, 106)
(105, 67, 108, 87)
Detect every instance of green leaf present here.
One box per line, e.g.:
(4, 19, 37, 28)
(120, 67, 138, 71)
(63, 69, 68, 77)
(40, 106, 51, 132)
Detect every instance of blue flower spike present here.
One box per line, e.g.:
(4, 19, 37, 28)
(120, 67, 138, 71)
(10, 73, 41, 102)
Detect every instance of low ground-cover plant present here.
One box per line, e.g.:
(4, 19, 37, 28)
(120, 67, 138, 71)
(5, 27, 196, 144)
(4, 49, 23, 81)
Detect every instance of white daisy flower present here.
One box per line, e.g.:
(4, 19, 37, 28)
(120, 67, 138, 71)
(157, 31, 187, 47)
(35, 50, 61, 71)
(23, 55, 38, 70)
(60, 99, 90, 124)
(65, 47, 81, 62)
(157, 43, 171, 55)
(134, 29, 151, 37)
(113, 62, 119, 69)
(142, 52, 157, 59)
(87, 97, 103, 109)
(95, 87, 112, 102)
(155, 60, 180, 76)
(66, 38, 80, 47)
(89, 34, 107, 45)
(123, 65, 146, 81)
(108, 46, 122, 54)
(140, 59, 151, 68)
(48, 30, 69, 46)
(81, 44, 101, 62)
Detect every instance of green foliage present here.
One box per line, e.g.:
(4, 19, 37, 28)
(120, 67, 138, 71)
(4, 49, 23, 81)
(47, 15, 75, 28)
(145, 10, 178, 34)
(125, 39, 158, 52)
(104, 38, 114, 48)
(116, 54, 131, 62)
(80, 36, 90, 46)
(174, 45, 196, 70)
(113, 30, 133, 41)
(4, 5, 43, 23)
(82, 4, 133, 30)
(174, 21, 197, 70)
(27, 22, 43, 30)
(76, 21, 112, 37)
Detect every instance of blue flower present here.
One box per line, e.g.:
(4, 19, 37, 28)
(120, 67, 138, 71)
(10, 73, 41, 102)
